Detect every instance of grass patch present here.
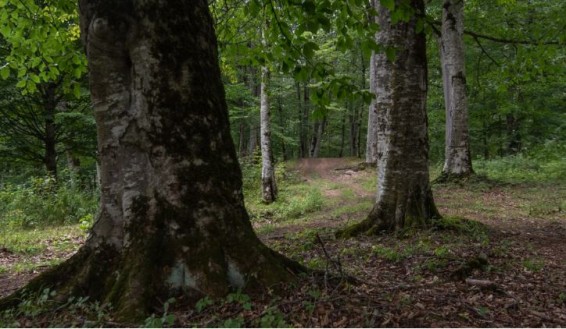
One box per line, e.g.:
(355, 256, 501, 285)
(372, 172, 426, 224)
(242, 162, 325, 223)
(435, 216, 489, 244)
(0, 225, 83, 255)
(0, 225, 83, 273)
(473, 155, 566, 184)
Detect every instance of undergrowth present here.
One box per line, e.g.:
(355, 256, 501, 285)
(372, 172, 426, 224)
(0, 175, 97, 230)
(241, 159, 324, 223)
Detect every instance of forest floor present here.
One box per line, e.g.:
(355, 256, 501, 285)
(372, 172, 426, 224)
(1, 157, 565, 327)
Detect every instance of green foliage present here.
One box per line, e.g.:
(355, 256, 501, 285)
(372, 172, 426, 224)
(242, 161, 324, 222)
(522, 258, 544, 272)
(257, 307, 288, 328)
(220, 316, 245, 328)
(435, 216, 489, 244)
(0, 176, 98, 229)
(143, 298, 176, 328)
(371, 245, 409, 262)
(473, 153, 566, 183)
(0, 0, 86, 96)
(195, 296, 214, 313)
(226, 291, 252, 311)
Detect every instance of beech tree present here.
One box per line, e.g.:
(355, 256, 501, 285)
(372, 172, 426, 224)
(438, 0, 473, 180)
(339, 0, 441, 236)
(1, 0, 300, 319)
(260, 64, 277, 202)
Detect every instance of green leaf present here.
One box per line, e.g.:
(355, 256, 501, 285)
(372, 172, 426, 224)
(302, 41, 319, 59)
(0, 66, 9, 80)
(16, 79, 26, 88)
(302, 0, 316, 14)
(380, 0, 395, 11)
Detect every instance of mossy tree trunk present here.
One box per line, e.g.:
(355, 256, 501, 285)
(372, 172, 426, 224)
(1, 0, 299, 320)
(439, 0, 474, 181)
(338, 0, 441, 237)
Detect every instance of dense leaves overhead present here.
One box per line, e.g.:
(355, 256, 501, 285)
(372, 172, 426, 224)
(0, 0, 86, 97)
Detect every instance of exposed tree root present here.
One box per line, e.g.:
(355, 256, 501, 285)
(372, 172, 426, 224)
(0, 243, 306, 322)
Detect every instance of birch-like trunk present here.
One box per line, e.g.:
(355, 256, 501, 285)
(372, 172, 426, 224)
(1, 0, 300, 319)
(439, 0, 473, 179)
(339, 0, 440, 236)
(260, 65, 277, 203)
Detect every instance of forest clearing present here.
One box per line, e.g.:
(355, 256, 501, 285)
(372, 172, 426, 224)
(1, 157, 565, 327)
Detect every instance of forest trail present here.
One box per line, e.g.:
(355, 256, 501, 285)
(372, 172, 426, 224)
(259, 157, 566, 327)
(288, 157, 566, 261)
(292, 157, 374, 198)
(1, 158, 565, 326)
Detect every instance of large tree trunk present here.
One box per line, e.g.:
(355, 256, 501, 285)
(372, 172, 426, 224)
(439, 0, 473, 180)
(260, 65, 277, 203)
(338, 0, 440, 237)
(1, 0, 299, 319)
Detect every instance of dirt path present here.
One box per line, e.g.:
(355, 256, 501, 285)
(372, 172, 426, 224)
(292, 158, 566, 260)
(292, 157, 374, 199)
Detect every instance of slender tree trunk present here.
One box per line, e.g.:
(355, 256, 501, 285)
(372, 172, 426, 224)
(260, 65, 277, 203)
(338, 0, 440, 237)
(247, 124, 258, 157)
(44, 114, 58, 178)
(339, 111, 346, 157)
(505, 113, 521, 154)
(301, 83, 310, 158)
(349, 104, 359, 157)
(42, 84, 59, 179)
(1, 0, 301, 319)
(439, 0, 473, 180)
(276, 97, 288, 161)
(309, 116, 326, 158)
(366, 51, 378, 164)
(238, 122, 246, 157)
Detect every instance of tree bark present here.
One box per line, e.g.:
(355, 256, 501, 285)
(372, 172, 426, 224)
(365, 52, 378, 164)
(260, 65, 277, 203)
(439, 0, 474, 180)
(338, 0, 441, 237)
(1, 0, 300, 319)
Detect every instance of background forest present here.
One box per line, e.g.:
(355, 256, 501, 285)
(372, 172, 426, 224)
(0, 0, 565, 326)
(1, 0, 564, 211)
